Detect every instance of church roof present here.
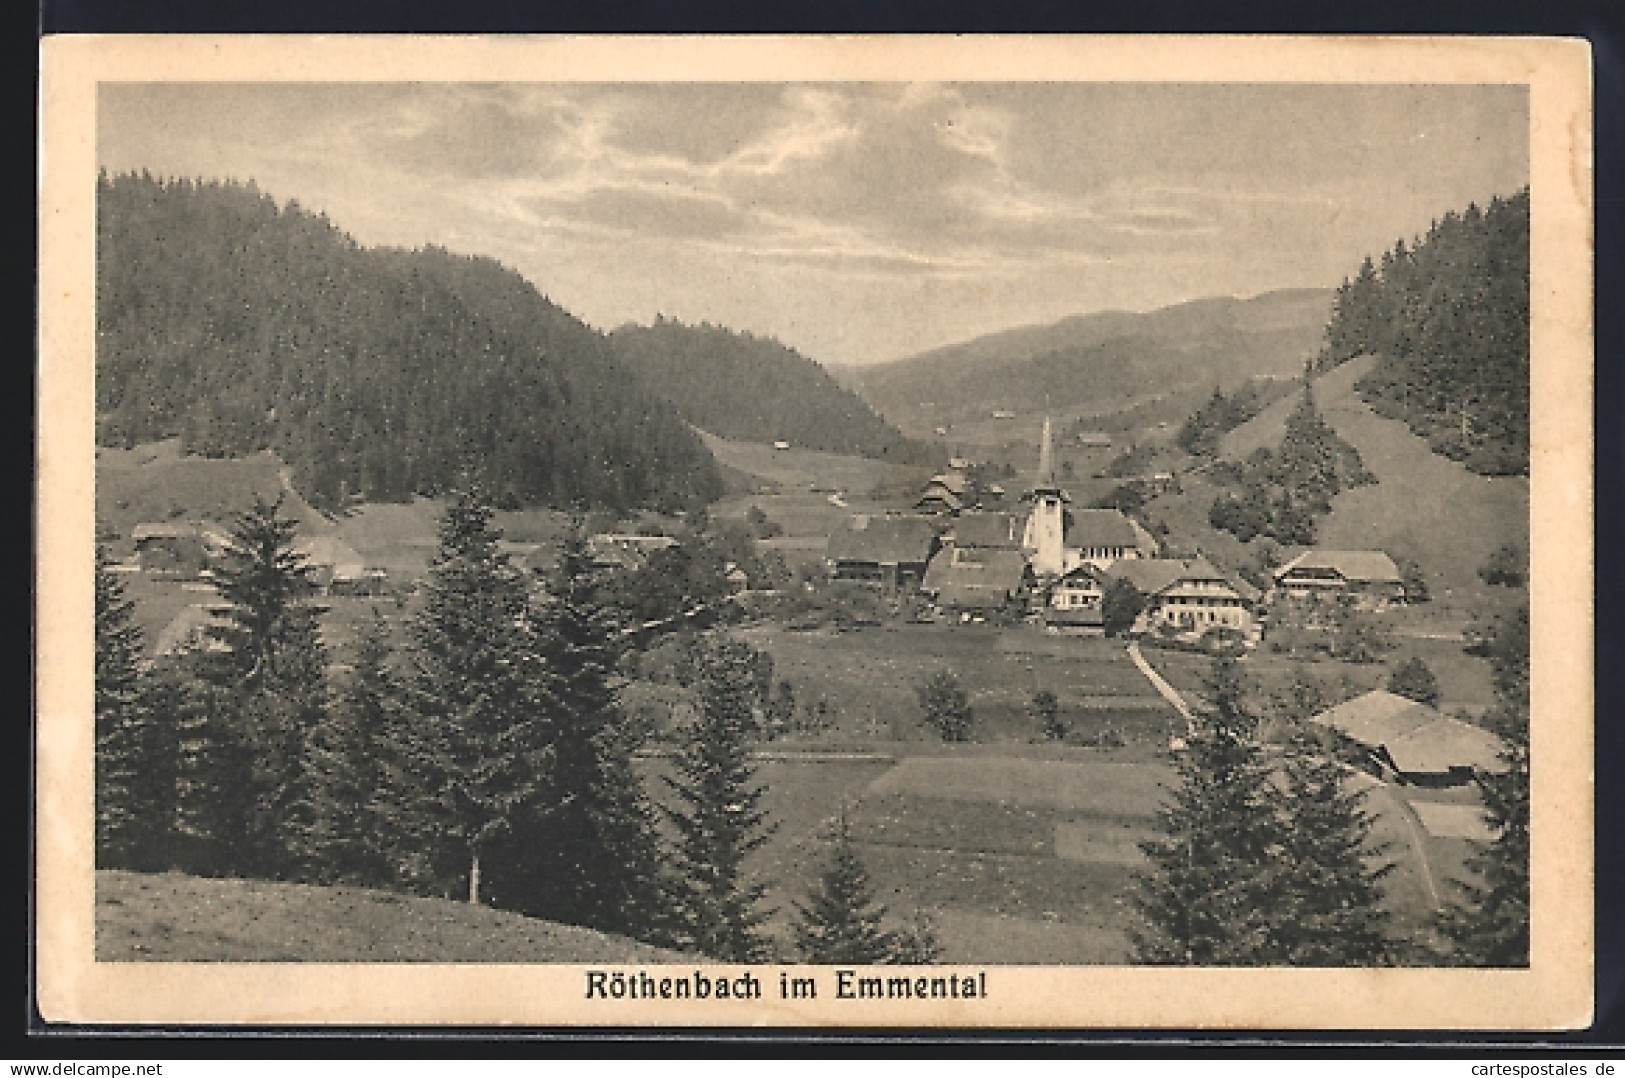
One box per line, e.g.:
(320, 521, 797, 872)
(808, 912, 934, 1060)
(1067, 509, 1140, 549)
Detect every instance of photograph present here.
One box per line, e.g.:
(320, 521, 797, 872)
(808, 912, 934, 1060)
(36, 35, 1594, 1028)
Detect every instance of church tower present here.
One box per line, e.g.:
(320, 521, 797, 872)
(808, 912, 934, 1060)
(1022, 416, 1068, 577)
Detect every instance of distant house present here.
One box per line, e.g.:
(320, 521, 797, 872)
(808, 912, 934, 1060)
(922, 545, 1030, 612)
(1107, 556, 1260, 639)
(948, 457, 970, 471)
(1273, 550, 1404, 609)
(1043, 562, 1109, 632)
(1067, 508, 1159, 568)
(916, 472, 968, 516)
(1075, 431, 1113, 448)
(1309, 689, 1509, 786)
(588, 533, 678, 572)
(132, 523, 221, 577)
(826, 515, 939, 590)
(773, 440, 792, 451)
(292, 536, 375, 594)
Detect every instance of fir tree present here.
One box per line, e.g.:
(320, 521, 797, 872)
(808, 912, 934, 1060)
(664, 636, 779, 961)
(95, 549, 179, 869)
(1387, 657, 1441, 706)
(1133, 658, 1286, 964)
(198, 497, 331, 878)
(406, 485, 556, 904)
(793, 808, 895, 963)
(1267, 729, 1395, 965)
(489, 533, 676, 942)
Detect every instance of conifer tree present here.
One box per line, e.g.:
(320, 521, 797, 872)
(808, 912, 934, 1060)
(793, 808, 895, 964)
(197, 497, 331, 877)
(1266, 729, 1395, 965)
(1133, 658, 1286, 964)
(916, 671, 972, 742)
(664, 636, 779, 961)
(1437, 668, 1530, 966)
(406, 485, 555, 904)
(489, 534, 676, 941)
(95, 549, 178, 869)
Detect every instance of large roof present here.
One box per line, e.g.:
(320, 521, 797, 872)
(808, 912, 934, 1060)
(132, 523, 201, 541)
(1106, 556, 1258, 601)
(952, 512, 1021, 549)
(1309, 690, 1509, 774)
(827, 515, 938, 565)
(1276, 550, 1402, 584)
(922, 547, 1028, 607)
(293, 535, 366, 573)
(926, 472, 969, 495)
(1067, 508, 1140, 549)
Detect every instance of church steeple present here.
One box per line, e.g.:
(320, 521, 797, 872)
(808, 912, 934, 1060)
(1035, 415, 1057, 492)
(1023, 414, 1068, 576)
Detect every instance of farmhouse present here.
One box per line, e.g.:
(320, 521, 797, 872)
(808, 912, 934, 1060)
(1273, 550, 1404, 609)
(1068, 508, 1159, 568)
(153, 602, 235, 658)
(292, 535, 379, 594)
(1042, 562, 1109, 631)
(916, 472, 968, 516)
(1106, 556, 1260, 639)
(588, 533, 678, 571)
(826, 514, 939, 590)
(948, 511, 1021, 550)
(1309, 689, 1509, 786)
(922, 545, 1029, 612)
(132, 522, 227, 576)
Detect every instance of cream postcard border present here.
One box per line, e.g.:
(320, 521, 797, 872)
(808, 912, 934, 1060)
(37, 34, 1595, 1029)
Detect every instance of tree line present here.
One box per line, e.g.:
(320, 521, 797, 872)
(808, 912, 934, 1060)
(1317, 189, 1529, 476)
(610, 320, 934, 465)
(1207, 374, 1377, 545)
(95, 489, 933, 962)
(96, 172, 722, 515)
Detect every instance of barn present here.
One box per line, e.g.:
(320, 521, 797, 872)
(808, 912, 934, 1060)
(826, 515, 939, 591)
(1308, 689, 1509, 787)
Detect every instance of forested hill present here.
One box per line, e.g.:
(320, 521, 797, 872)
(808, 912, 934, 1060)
(608, 321, 929, 463)
(95, 173, 722, 514)
(1318, 188, 1529, 476)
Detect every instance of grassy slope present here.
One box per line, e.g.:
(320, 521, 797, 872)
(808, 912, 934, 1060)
(1219, 356, 1529, 609)
(97, 870, 681, 962)
(97, 440, 332, 541)
(696, 429, 927, 496)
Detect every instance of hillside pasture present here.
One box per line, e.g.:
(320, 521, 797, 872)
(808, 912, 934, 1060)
(696, 429, 924, 497)
(97, 441, 331, 540)
(1219, 356, 1529, 613)
(97, 870, 681, 962)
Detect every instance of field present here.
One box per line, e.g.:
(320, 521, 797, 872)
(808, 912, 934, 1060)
(96, 870, 681, 962)
(697, 429, 927, 498)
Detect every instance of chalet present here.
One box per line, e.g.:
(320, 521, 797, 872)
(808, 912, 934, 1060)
(1309, 690, 1509, 786)
(293, 535, 369, 593)
(916, 472, 968, 516)
(588, 533, 678, 571)
(773, 441, 792, 451)
(1043, 562, 1109, 631)
(1273, 550, 1404, 609)
(1068, 508, 1159, 568)
(1106, 556, 1260, 639)
(922, 545, 1029, 612)
(132, 523, 225, 576)
(1075, 431, 1113, 448)
(826, 515, 939, 590)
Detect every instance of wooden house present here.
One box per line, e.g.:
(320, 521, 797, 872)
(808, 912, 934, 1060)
(1309, 689, 1509, 786)
(1106, 556, 1260, 639)
(826, 515, 939, 590)
(1273, 550, 1404, 610)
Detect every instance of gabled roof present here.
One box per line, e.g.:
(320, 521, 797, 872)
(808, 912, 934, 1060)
(952, 512, 1021, 549)
(293, 535, 366, 573)
(1105, 556, 1258, 602)
(926, 472, 969, 495)
(1310, 690, 1508, 774)
(1275, 550, 1402, 585)
(923, 547, 1028, 607)
(916, 489, 963, 513)
(827, 515, 938, 565)
(1067, 508, 1140, 549)
(153, 603, 232, 657)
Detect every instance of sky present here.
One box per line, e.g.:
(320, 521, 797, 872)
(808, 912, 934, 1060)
(98, 82, 1528, 366)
